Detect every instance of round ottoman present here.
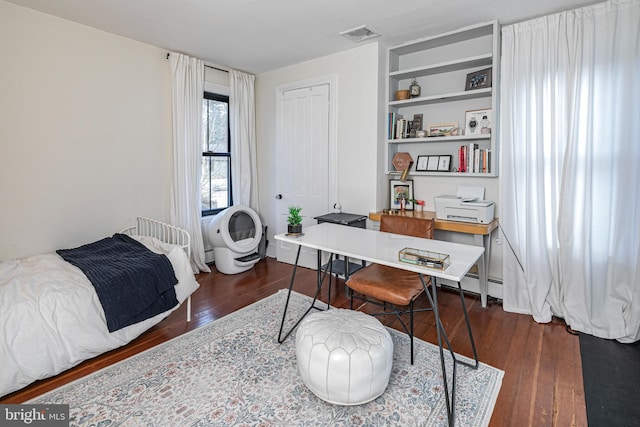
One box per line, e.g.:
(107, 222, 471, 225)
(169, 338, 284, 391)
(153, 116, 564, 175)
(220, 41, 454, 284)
(295, 309, 394, 405)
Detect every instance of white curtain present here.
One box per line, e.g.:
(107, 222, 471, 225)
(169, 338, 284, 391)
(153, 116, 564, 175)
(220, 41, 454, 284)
(229, 70, 260, 211)
(169, 53, 210, 273)
(501, 0, 640, 341)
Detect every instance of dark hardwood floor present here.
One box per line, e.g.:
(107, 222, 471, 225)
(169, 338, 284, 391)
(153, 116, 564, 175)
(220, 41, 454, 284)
(1, 257, 587, 426)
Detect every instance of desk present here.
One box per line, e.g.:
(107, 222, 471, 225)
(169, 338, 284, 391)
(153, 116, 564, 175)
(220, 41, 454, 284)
(370, 210, 497, 307)
(275, 222, 484, 426)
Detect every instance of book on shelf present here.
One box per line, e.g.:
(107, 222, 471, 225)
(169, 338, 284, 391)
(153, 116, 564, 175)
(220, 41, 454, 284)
(468, 143, 478, 173)
(388, 112, 397, 139)
(458, 145, 466, 172)
(389, 113, 402, 139)
(396, 119, 403, 139)
(389, 113, 417, 140)
(458, 145, 492, 174)
(474, 145, 480, 173)
(485, 149, 492, 173)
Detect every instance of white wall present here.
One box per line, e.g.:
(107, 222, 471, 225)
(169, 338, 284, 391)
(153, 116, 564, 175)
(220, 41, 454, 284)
(0, 1, 172, 259)
(255, 43, 385, 254)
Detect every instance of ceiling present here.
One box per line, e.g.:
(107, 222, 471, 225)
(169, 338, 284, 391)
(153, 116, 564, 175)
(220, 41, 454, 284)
(7, 0, 600, 74)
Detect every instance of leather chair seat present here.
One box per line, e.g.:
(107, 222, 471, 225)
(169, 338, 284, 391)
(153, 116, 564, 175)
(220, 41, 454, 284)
(347, 263, 430, 306)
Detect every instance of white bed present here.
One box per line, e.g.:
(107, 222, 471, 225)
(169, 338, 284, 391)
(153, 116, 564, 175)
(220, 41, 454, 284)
(0, 217, 200, 398)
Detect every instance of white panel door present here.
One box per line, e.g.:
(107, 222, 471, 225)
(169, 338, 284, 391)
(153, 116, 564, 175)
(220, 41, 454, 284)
(275, 83, 330, 268)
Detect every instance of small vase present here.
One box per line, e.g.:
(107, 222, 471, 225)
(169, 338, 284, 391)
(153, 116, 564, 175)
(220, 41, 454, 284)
(416, 205, 424, 213)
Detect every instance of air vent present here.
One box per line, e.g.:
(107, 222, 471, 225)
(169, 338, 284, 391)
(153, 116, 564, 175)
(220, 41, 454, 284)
(339, 25, 380, 42)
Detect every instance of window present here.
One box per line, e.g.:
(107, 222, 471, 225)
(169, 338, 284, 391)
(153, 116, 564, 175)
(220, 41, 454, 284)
(201, 92, 231, 216)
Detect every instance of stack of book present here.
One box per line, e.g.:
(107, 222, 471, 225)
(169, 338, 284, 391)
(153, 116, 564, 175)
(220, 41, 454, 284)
(458, 143, 491, 173)
(388, 113, 413, 139)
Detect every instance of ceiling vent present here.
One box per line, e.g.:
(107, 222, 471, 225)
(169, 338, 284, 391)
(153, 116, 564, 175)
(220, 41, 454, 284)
(339, 25, 381, 42)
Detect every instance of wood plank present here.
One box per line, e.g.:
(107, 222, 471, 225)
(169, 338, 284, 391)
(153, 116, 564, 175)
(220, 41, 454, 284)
(0, 258, 588, 427)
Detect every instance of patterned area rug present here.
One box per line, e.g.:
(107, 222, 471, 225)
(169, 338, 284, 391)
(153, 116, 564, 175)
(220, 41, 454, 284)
(31, 290, 503, 426)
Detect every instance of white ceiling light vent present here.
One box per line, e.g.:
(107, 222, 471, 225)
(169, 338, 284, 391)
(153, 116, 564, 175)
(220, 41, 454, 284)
(339, 25, 381, 42)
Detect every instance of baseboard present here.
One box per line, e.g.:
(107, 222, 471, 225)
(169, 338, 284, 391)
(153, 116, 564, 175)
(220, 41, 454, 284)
(438, 276, 503, 302)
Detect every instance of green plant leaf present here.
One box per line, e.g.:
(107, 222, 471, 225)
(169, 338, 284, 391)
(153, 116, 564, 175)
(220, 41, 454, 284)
(287, 206, 303, 226)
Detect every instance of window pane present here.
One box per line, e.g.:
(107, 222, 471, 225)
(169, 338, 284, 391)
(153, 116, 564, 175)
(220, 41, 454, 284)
(202, 98, 228, 153)
(201, 156, 229, 211)
(201, 156, 212, 211)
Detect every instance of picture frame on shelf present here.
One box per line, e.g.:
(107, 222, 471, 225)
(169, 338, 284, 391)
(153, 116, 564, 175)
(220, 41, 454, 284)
(465, 67, 492, 91)
(428, 122, 459, 137)
(465, 109, 493, 136)
(416, 155, 430, 172)
(426, 156, 440, 171)
(409, 114, 423, 138)
(390, 179, 414, 210)
(438, 155, 452, 171)
(417, 155, 451, 172)
(412, 114, 423, 131)
(392, 152, 414, 173)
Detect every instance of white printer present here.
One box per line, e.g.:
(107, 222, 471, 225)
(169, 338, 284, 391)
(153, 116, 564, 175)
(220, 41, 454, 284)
(434, 186, 495, 224)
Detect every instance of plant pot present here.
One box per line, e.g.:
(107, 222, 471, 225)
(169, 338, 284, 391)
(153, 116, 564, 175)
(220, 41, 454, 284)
(288, 224, 302, 234)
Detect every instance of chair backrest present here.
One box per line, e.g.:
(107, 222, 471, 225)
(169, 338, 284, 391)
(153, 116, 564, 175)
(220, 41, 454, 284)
(380, 214, 434, 239)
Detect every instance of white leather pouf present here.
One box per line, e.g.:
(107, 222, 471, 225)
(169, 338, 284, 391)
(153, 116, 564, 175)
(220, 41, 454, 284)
(295, 309, 393, 405)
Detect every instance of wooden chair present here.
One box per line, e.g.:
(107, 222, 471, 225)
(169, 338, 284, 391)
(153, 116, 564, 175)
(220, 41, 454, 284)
(346, 214, 434, 364)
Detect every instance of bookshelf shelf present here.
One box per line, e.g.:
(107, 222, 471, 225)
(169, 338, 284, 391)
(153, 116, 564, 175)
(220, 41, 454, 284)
(387, 134, 492, 145)
(389, 88, 492, 107)
(388, 170, 494, 178)
(389, 54, 493, 80)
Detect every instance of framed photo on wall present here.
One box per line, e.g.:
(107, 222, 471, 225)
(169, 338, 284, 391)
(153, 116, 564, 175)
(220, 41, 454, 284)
(390, 179, 414, 210)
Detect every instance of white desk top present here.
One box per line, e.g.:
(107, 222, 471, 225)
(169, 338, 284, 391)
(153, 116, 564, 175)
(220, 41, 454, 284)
(275, 222, 484, 282)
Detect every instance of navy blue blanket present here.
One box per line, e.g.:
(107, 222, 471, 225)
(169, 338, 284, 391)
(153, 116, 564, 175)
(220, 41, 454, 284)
(57, 233, 179, 332)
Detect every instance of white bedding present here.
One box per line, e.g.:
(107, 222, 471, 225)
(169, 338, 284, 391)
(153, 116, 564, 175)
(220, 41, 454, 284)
(0, 235, 199, 398)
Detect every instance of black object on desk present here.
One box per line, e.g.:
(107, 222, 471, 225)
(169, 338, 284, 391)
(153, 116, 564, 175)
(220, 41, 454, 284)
(314, 212, 367, 228)
(314, 212, 367, 277)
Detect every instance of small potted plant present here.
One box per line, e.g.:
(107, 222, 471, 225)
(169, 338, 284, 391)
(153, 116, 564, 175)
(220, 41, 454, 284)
(287, 206, 303, 234)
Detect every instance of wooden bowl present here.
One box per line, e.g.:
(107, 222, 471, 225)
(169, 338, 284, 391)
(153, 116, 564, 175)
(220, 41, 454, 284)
(395, 90, 410, 100)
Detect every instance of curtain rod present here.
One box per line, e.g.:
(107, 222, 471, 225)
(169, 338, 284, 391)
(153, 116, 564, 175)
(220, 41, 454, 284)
(166, 53, 229, 73)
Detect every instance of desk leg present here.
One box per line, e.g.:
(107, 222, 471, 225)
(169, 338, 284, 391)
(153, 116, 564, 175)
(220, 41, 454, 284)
(277, 246, 331, 344)
(420, 275, 479, 427)
(474, 233, 491, 308)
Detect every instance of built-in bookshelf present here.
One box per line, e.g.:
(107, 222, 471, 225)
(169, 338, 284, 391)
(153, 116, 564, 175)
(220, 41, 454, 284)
(385, 21, 500, 177)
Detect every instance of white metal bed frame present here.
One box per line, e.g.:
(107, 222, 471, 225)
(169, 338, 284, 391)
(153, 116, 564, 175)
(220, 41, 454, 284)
(121, 217, 193, 322)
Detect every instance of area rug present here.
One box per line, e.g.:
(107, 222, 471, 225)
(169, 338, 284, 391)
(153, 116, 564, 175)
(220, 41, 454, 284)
(31, 290, 503, 426)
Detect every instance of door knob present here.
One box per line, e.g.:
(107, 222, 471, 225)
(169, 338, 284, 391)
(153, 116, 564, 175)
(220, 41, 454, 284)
(275, 194, 283, 199)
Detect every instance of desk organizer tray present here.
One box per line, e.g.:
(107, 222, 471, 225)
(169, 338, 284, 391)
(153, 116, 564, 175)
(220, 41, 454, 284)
(399, 247, 450, 270)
